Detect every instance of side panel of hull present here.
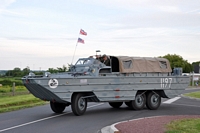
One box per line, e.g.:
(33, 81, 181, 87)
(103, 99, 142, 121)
(24, 76, 189, 102)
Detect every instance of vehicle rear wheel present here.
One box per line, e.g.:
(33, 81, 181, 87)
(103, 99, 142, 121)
(109, 102, 123, 108)
(128, 93, 146, 110)
(146, 92, 161, 110)
(71, 93, 87, 116)
(50, 101, 66, 113)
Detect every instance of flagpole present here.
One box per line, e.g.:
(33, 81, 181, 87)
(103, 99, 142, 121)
(71, 42, 78, 65)
(71, 30, 81, 65)
(71, 29, 86, 65)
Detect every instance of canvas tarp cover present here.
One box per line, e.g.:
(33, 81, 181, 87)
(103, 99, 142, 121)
(116, 56, 172, 73)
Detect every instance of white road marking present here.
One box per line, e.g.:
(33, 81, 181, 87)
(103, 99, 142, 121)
(163, 97, 181, 104)
(0, 103, 104, 132)
(171, 103, 200, 108)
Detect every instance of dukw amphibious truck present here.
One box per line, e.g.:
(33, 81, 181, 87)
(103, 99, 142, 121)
(22, 55, 189, 116)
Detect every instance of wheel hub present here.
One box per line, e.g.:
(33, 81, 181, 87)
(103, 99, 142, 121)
(137, 97, 142, 103)
(151, 94, 158, 105)
(78, 97, 85, 110)
(136, 95, 143, 106)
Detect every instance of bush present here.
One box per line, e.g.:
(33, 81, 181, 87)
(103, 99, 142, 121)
(0, 85, 27, 93)
(15, 86, 27, 91)
(0, 79, 23, 86)
(0, 86, 11, 93)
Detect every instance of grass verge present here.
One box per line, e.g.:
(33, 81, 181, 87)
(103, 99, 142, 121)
(184, 91, 200, 99)
(165, 118, 200, 133)
(0, 94, 47, 113)
(165, 91, 200, 132)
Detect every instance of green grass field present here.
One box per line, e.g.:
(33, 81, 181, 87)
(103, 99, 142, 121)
(165, 118, 200, 133)
(0, 77, 27, 94)
(184, 91, 200, 99)
(0, 94, 46, 113)
(0, 77, 47, 113)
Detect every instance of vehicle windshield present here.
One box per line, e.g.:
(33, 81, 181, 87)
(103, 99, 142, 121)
(71, 58, 106, 73)
(75, 58, 93, 65)
(75, 58, 103, 66)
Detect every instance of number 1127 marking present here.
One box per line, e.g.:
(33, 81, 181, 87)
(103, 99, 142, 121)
(161, 78, 172, 88)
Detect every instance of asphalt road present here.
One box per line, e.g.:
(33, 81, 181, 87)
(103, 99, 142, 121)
(0, 88, 200, 133)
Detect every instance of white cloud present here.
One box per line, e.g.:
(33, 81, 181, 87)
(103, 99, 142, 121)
(0, 37, 75, 57)
(158, 6, 181, 13)
(0, 0, 15, 13)
(186, 8, 200, 13)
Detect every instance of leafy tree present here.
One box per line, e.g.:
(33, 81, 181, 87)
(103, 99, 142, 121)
(47, 68, 59, 73)
(160, 54, 193, 73)
(22, 66, 30, 76)
(47, 64, 70, 73)
(13, 67, 21, 77)
(5, 67, 31, 77)
(5, 70, 12, 77)
(57, 65, 68, 72)
(34, 71, 43, 75)
(192, 61, 200, 65)
(5, 67, 22, 77)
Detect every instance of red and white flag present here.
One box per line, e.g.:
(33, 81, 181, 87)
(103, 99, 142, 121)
(80, 29, 87, 36)
(77, 38, 84, 44)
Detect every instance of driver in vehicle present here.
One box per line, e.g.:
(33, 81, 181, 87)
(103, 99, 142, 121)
(96, 54, 110, 66)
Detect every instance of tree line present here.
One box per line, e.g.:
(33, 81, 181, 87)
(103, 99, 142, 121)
(4, 67, 41, 77)
(3, 65, 69, 77)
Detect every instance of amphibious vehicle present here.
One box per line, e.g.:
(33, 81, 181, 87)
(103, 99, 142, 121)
(22, 55, 189, 116)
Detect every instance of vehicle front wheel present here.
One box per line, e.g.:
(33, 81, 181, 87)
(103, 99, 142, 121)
(128, 93, 146, 110)
(71, 93, 87, 116)
(50, 102, 66, 113)
(109, 102, 123, 108)
(146, 92, 161, 110)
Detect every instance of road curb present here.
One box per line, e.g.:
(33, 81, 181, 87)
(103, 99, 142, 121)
(101, 116, 166, 133)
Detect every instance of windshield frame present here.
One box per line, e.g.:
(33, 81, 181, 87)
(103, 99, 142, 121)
(74, 58, 105, 66)
(75, 58, 92, 66)
(75, 58, 94, 66)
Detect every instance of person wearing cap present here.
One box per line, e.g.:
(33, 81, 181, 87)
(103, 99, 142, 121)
(96, 54, 110, 66)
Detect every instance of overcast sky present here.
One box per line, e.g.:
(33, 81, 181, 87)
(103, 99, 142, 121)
(0, 0, 200, 70)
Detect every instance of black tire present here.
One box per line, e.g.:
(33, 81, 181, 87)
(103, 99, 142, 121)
(146, 92, 161, 110)
(109, 102, 123, 108)
(71, 93, 87, 116)
(50, 101, 66, 113)
(129, 93, 146, 110)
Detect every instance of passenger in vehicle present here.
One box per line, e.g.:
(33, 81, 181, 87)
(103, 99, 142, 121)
(96, 54, 110, 66)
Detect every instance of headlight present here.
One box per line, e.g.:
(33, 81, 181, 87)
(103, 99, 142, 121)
(28, 72, 35, 76)
(44, 72, 51, 77)
(92, 68, 95, 73)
